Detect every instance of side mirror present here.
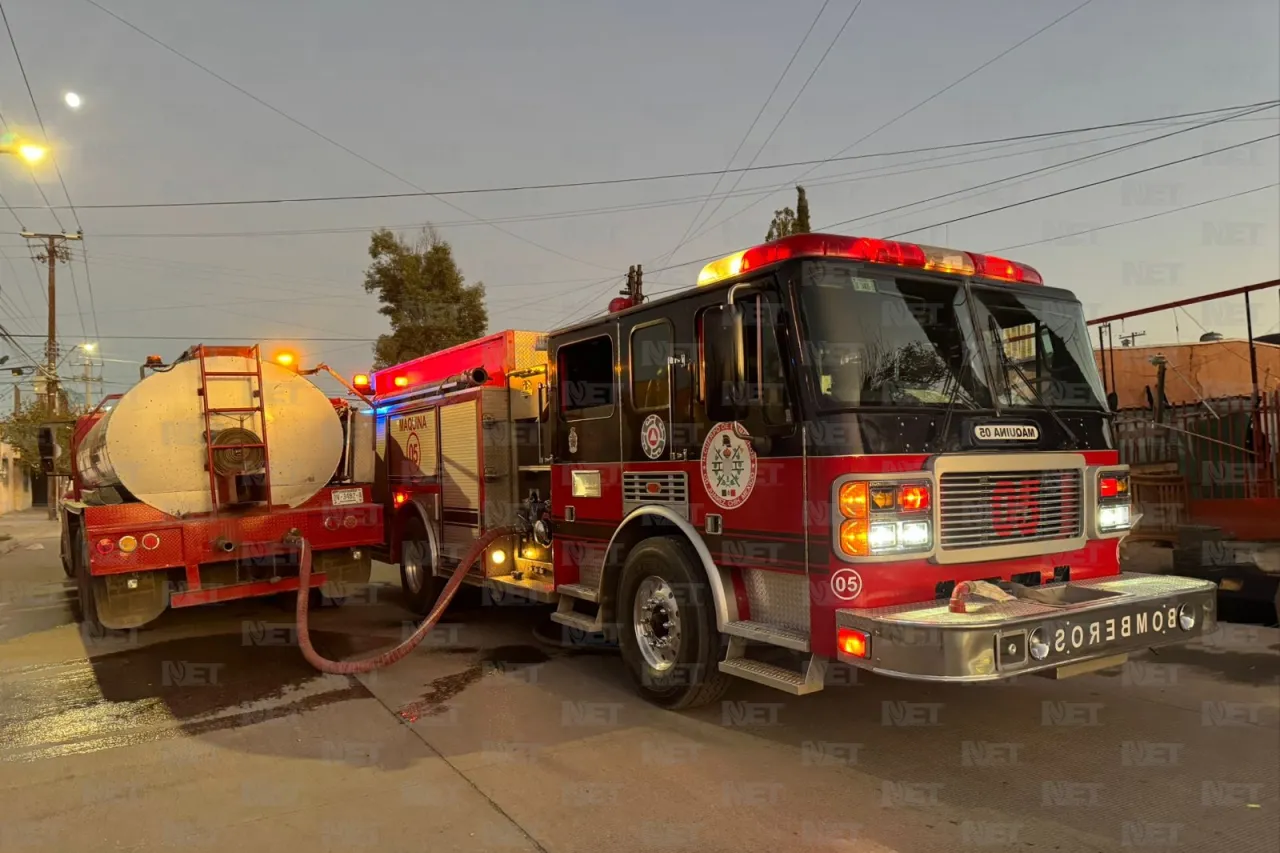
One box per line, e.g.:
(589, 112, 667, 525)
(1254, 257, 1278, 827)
(705, 305, 748, 422)
(36, 424, 59, 474)
(1106, 391, 1119, 411)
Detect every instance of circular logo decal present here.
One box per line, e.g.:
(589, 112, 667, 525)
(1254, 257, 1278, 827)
(641, 414, 667, 460)
(831, 568, 863, 602)
(406, 432, 421, 468)
(700, 422, 758, 510)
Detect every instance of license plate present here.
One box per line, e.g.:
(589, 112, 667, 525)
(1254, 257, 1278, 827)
(331, 488, 364, 506)
(1039, 602, 1186, 661)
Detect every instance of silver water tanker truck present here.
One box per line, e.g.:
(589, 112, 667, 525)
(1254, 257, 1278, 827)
(53, 345, 382, 630)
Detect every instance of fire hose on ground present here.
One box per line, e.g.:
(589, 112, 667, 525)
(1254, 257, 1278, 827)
(293, 526, 518, 674)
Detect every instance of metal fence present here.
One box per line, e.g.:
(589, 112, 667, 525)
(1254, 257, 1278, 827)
(1114, 391, 1279, 538)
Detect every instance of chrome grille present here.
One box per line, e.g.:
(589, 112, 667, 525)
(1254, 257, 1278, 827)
(939, 469, 1082, 548)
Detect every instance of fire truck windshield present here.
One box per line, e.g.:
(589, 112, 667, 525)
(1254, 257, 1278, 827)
(796, 261, 1107, 414)
(969, 286, 1107, 411)
(797, 262, 992, 409)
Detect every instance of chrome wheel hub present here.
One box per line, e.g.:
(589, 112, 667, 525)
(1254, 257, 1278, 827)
(633, 576, 682, 671)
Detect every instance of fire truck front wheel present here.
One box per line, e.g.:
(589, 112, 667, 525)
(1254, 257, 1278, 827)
(618, 536, 731, 710)
(400, 516, 443, 617)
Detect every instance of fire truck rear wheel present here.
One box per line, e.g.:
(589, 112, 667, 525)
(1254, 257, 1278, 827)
(400, 516, 444, 618)
(618, 536, 731, 710)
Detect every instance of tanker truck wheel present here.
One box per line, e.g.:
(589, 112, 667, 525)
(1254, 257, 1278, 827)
(400, 516, 444, 618)
(71, 529, 105, 635)
(617, 536, 731, 710)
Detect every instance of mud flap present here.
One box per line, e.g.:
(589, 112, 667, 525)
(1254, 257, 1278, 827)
(315, 548, 373, 599)
(95, 571, 169, 630)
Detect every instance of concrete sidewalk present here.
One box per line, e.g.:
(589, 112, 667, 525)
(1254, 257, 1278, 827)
(0, 508, 60, 556)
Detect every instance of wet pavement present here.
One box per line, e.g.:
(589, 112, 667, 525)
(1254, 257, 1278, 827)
(2, 527, 1278, 852)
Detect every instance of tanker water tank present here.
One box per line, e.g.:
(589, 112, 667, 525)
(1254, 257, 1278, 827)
(76, 355, 344, 516)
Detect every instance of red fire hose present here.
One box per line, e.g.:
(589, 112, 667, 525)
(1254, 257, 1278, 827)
(293, 527, 517, 674)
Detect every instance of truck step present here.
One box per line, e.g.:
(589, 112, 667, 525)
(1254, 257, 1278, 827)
(718, 657, 826, 695)
(557, 583, 599, 603)
(550, 609, 604, 632)
(551, 593, 603, 633)
(723, 620, 810, 652)
(486, 574, 555, 604)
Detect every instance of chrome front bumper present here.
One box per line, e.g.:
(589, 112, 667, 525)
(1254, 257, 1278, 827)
(835, 573, 1217, 681)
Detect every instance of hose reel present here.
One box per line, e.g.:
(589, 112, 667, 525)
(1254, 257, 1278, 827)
(209, 427, 266, 476)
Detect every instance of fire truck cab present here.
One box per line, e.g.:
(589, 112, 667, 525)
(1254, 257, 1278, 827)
(371, 232, 1217, 709)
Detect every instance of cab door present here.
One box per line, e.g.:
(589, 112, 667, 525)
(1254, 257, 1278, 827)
(695, 285, 809, 631)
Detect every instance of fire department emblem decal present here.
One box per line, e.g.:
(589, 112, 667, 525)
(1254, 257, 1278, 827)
(641, 414, 666, 460)
(568, 427, 579, 455)
(701, 422, 757, 510)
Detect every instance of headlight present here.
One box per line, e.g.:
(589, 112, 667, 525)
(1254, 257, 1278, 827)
(836, 479, 933, 557)
(1098, 504, 1130, 531)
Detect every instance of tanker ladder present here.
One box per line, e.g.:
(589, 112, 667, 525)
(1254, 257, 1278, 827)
(194, 344, 275, 510)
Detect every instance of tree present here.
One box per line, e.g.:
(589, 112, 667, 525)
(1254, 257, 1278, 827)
(766, 186, 812, 241)
(0, 399, 76, 474)
(362, 227, 488, 369)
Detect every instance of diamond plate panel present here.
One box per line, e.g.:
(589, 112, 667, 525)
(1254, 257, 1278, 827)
(742, 569, 809, 632)
(512, 331, 549, 372)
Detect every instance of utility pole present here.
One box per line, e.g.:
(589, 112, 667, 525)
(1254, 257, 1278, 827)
(22, 230, 82, 518)
(1119, 331, 1146, 348)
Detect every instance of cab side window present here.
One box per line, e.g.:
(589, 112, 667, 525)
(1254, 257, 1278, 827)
(630, 322, 672, 412)
(558, 336, 615, 421)
(698, 295, 792, 426)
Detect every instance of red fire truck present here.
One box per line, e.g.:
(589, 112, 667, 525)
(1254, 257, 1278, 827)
(368, 232, 1217, 709)
(43, 345, 382, 632)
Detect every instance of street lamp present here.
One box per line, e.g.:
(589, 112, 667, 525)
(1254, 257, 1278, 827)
(0, 133, 47, 165)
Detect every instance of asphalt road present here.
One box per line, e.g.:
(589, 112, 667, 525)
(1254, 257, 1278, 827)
(1, 527, 1278, 853)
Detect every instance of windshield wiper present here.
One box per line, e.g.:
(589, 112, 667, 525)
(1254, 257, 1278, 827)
(929, 369, 974, 453)
(987, 316, 1081, 449)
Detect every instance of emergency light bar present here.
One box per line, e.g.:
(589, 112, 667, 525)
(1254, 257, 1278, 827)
(696, 233, 1042, 288)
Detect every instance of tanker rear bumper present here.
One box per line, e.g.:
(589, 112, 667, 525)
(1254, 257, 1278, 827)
(170, 572, 329, 608)
(834, 573, 1217, 682)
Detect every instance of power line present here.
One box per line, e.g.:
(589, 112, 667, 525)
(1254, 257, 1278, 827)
(674, 0, 1101, 251)
(1, 0, 101, 345)
(10, 100, 1274, 214)
(827, 102, 1277, 235)
(880, 133, 1279, 239)
(661, 0, 834, 264)
(640, 131, 1280, 291)
(986, 183, 1280, 252)
(81, 0, 613, 274)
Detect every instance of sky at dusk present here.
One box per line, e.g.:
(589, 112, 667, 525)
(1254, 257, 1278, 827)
(0, 0, 1276, 398)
